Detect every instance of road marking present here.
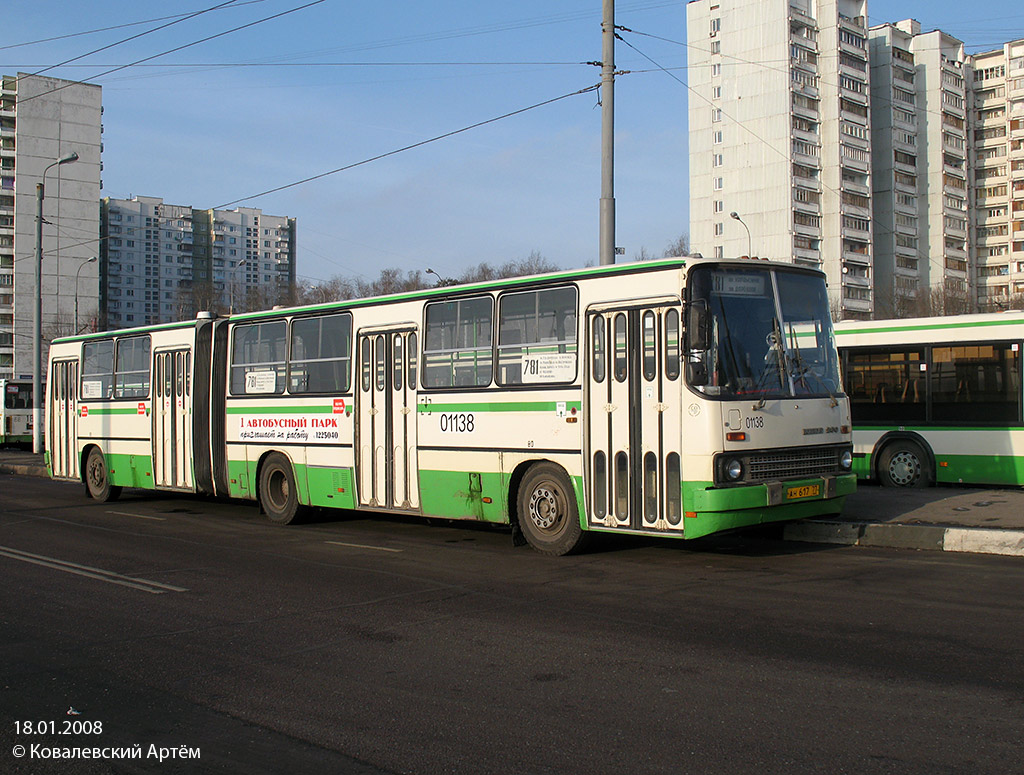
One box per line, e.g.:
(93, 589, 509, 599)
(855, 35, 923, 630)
(0, 545, 187, 594)
(325, 540, 403, 553)
(107, 510, 166, 521)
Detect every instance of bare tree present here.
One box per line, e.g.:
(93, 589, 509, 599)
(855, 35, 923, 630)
(662, 232, 690, 258)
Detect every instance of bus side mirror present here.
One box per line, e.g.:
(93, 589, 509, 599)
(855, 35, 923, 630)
(687, 299, 710, 351)
(687, 359, 708, 386)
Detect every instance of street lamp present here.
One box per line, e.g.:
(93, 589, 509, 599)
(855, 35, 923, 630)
(75, 256, 97, 334)
(729, 211, 752, 258)
(229, 259, 247, 314)
(34, 150, 79, 454)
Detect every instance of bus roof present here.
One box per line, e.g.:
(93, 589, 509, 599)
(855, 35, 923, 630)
(835, 310, 1024, 339)
(51, 255, 823, 340)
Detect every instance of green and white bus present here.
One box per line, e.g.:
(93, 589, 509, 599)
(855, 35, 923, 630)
(835, 311, 1024, 488)
(46, 257, 854, 554)
(1, 380, 36, 447)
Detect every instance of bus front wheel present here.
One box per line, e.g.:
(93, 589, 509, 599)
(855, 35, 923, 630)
(85, 448, 122, 502)
(878, 441, 930, 488)
(517, 463, 586, 556)
(259, 453, 302, 525)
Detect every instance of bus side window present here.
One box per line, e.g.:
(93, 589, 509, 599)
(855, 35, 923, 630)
(614, 313, 628, 383)
(592, 318, 606, 383)
(665, 309, 680, 381)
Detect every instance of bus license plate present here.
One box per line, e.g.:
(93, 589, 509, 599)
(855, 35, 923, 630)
(786, 484, 820, 500)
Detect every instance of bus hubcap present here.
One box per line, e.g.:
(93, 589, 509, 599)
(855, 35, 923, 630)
(529, 484, 562, 531)
(889, 452, 918, 485)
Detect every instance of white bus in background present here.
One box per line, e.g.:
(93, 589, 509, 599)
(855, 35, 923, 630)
(47, 257, 854, 554)
(835, 312, 1024, 488)
(1, 380, 36, 447)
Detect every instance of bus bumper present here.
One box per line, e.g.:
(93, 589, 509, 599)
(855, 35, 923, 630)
(684, 473, 857, 539)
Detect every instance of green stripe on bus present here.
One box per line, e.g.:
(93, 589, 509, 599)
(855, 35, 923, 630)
(420, 401, 582, 413)
(837, 317, 1024, 337)
(226, 405, 338, 414)
(85, 407, 142, 415)
(856, 424, 1024, 432)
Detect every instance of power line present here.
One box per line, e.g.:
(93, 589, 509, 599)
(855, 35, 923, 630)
(14, 0, 244, 85)
(0, 1, 270, 53)
(214, 82, 601, 209)
(5, 61, 589, 69)
(18, 82, 601, 261)
(17, 0, 328, 104)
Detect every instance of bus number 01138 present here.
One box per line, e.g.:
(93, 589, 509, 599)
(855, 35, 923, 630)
(439, 413, 475, 433)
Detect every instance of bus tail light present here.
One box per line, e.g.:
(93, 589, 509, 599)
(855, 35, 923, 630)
(726, 432, 746, 442)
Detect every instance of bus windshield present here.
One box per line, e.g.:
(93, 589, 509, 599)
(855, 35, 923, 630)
(687, 265, 841, 400)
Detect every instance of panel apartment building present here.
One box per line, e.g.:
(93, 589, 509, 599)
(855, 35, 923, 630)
(687, 0, 875, 318)
(969, 40, 1024, 309)
(1, 73, 102, 379)
(867, 20, 970, 317)
(100, 197, 297, 328)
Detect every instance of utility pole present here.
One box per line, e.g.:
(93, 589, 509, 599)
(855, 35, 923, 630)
(599, 0, 615, 266)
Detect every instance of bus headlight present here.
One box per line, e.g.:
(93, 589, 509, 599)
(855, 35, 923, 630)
(840, 450, 853, 470)
(726, 459, 744, 481)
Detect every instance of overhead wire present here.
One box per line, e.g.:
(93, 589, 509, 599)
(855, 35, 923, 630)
(0, 1, 270, 53)
(14, 0, 245, 85)
(20, 83, 601, 264)
(17, 0, 329, 104)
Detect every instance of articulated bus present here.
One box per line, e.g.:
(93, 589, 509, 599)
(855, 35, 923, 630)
(1, 379, 35, 447)
(835, 312, 1024, 488)
(46, 257, 854, 554)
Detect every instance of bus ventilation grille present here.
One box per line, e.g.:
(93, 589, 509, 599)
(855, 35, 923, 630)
(746, 448, 839, 483)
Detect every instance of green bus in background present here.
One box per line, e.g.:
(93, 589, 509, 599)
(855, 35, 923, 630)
(836, 311, 1024, 488)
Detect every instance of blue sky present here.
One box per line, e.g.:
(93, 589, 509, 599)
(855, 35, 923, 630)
(3, 1, 1023, 285)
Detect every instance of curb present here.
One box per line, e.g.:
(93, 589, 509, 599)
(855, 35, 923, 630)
(784, 519, 1024, 558)
(0, 463, 49, 478)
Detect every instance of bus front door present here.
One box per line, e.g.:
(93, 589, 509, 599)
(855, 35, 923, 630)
(586, 305, 684, 533)
(152, 349, 193, 490)
(357, 328, 420, 511)
(48, 360, 79, 480)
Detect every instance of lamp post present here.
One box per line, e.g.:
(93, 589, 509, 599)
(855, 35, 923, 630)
(425, 268, 441, 286)
(729, 211, 752, 258)
(229, 259, 247, 314)
(34, 151, 78, 454)
(75, 256, 97, 334)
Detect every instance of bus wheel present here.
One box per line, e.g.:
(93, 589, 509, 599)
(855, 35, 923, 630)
(878, 441, 929, 488)
(517, 463, 586, 556)
(259, 453, 301, 525)
(85, 448, 122, 502)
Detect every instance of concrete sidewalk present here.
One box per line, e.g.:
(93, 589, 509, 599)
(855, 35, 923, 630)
(783, 484, 1024, 558)
(2, 449, 1022, 557)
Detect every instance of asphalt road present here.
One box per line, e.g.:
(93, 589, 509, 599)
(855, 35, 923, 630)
(2, 476, 1022, 774)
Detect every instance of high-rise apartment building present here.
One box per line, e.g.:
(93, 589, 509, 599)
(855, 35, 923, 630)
(687, 0, 874, 318)
(100, 196, 297, 328)
(968, 39, 1024, 310)
(868, 20, 969, 316)
(1, 73, 102, 379)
